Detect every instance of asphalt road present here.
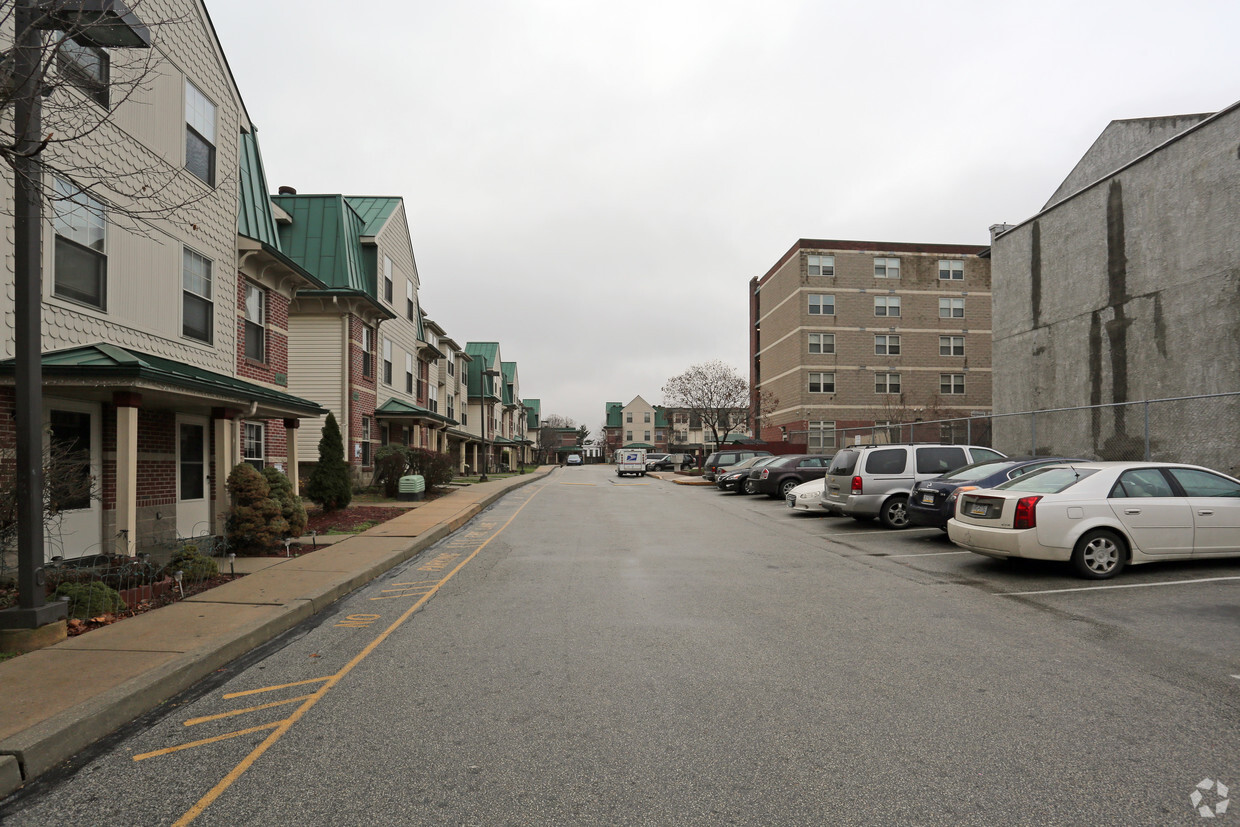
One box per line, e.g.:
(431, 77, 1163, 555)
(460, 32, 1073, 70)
(2, 465, 1237, 825)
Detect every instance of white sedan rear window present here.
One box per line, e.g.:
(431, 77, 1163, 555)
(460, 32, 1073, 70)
(995, 466, 1098, 494)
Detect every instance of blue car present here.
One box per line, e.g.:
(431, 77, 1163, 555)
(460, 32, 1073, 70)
(907, 456, 1089, 530)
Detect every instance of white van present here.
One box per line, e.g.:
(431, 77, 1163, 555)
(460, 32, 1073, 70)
(616, 449, 647, 477)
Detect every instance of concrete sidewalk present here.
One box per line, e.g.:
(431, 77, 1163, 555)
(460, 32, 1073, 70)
(0, 468, 554, 798)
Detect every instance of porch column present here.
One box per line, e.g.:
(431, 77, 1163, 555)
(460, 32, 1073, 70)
(211, 408, 239, 535)
(283, 419, 300, 491)
(113, 392, 141, 557)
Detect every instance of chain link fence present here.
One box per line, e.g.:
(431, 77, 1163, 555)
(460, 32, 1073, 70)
(830, 392, 1240, 476)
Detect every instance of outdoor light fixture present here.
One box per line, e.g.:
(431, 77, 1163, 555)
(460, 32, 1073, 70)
(0, 0, 150, 632)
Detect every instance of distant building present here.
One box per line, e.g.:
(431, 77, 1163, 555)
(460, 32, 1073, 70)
(749, 240, 992, 451)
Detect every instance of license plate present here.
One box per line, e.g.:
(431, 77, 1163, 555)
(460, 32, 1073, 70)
(921, 493, 935, 504)
(968, 503, 988, 517)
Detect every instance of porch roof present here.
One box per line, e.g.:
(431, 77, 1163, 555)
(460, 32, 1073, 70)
(0, 343, 327, 418)
(374, 397, 457, 425)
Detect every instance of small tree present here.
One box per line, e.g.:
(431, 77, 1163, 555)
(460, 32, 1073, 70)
(305, 413, 352, 511)
(407, 448, 456, 491)
(662, 360, 750, 449)
(225, 464, 288, 554)
(262, 467, 307, 538)
(373, 445, 412, 498)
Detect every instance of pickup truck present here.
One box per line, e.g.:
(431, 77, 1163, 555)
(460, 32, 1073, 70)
(616, 449, 647, 477)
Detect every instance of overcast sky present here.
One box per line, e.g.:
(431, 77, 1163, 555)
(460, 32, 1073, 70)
(207, 0, 1240, 435)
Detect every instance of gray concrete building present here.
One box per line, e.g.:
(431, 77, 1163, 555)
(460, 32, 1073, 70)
(989, 102, 1240, 471)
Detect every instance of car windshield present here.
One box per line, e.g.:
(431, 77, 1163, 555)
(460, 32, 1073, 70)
(994, 466, 1098, 494)
(941, 460, 1015, 481)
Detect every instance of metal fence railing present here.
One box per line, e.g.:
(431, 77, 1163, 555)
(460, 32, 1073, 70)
(829, 392, 1240, 476)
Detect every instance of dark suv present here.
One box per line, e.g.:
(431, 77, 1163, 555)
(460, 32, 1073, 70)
(748, 454, 834, 498)
(702, 449, 772, 482)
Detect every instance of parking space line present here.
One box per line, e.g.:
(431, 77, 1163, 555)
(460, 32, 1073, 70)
(1000, 575, 1240, 596)
(883, 550, 971, 558)
(819, 528, 941, 537)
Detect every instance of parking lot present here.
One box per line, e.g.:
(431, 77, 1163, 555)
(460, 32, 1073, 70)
(687, 478, 1240, 679)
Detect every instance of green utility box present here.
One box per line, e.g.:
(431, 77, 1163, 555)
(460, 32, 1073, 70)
(398, 474, 425, 501)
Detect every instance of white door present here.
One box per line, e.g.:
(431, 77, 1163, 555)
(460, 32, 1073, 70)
(1107, 468, 1194, 555)
(176, 415, 211, 539)
(44, 400, 102, 561)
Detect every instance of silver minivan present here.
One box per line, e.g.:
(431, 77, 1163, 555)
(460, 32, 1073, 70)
(820, 443, 1005, 528)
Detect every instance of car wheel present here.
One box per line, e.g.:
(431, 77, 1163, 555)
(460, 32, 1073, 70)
(778, 479, 799, 498)
(878, 496, 910, 529)
(743, 480, 757, 495)
(1071, 529, 1127, 579)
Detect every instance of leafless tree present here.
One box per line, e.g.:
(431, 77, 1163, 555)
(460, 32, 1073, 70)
(0, 1, 222, 229)
(0, 438, 98, 574)
(662, 360, 750, 449)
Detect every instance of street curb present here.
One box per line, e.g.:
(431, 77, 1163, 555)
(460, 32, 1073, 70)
(0, 469, 550, 797)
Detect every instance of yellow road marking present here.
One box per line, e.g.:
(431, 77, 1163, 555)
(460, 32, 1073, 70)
(133, 723, 280, 761)
(559, 482, 596, 486)
(222, 677, 329, 700)
(183, 695, 315, 727)
(169, 482, 547, 826)
(386, 580, 438, 586)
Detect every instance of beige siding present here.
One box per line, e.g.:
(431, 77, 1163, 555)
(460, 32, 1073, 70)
(289, 315, 346, 458)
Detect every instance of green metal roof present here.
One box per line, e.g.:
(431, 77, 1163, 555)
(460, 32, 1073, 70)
(500, 361, 517, 406)
(237, 128, 282, 248)
(272, 194, 371, 295)
(654, 406, 670, 428)
(465, 342, 500, 398)
(344, 197, 401, 237)
(0, 344, 326, 416)
(606, 402, 623, 428)
(623, 442, 655, 449)
(524, 398, 540, 429)
(374, 397, 456, 425)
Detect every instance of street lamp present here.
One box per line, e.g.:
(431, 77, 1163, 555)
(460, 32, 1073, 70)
(478, 365, 500, 482)
(1, 0, 150, 632)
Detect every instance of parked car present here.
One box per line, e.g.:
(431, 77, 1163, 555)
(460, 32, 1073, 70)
(716, 455, 779, 492)
(749, 454, 834, 498)
(645, 453, 674, 471)
(821, 444, 1006, 528)
(907, 456, 1087, 530)
(566, 454, 582, 466)
(785, 478, 827, 511)
(947, 461, 1240, 579)
(702, 449, 772, 482)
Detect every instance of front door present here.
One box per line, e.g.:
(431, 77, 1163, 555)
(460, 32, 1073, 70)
(176, 415, 211, 539)
(43, 400, 102, 561)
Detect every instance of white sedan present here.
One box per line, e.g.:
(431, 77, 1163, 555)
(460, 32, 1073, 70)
(785, 478, 827, 512)
(947, 461, 1240, 579)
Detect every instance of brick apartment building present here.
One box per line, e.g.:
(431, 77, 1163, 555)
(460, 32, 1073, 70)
(749, 239, 993, 452)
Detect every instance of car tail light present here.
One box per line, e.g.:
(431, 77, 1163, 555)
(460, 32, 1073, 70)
(947, 485, 978, 504)
(851, 475, 863, 494)
(761, 469, 770, 479)
(1013, 495, 1042, 529)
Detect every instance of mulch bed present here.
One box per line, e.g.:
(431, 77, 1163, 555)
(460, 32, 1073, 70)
(63, 574, 238, 636)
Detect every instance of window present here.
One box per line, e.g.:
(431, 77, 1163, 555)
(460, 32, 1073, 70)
(406, 280, 415, 321)
(626, 412, 633, 423)
(447, 393, 455, 421)
(383, 257, 393, 303)
(940, 336, 965, 356)
(361, 326, 373, 377)
(874, 334, 900, 356)
(242, 422, 264, 470)
(361, 417, 372, 467)
(874, 296, 901, 317)
(244, 282, 265, 362)
(940, 374, 965, 394)
(58, 37, 108, 107)
(808, 372, 835, 393)
(808, 333, 835, 354)
(644, 412, 651, 423)
(940, 298, 965, 318)
(1112, 468, 1175, 498)
(625, 430, 633, 442)
(52, 178, 107, 309)
(185, 80, 216, 185)
(808, 420, 836, 451)
(808, 294, 835, 315)
(182, 248, 213, 343)
(874, 257, 900, 278)
(447, 353, 455, 377)
(380, 424, 390, 446)
(916, 446, 968, 475)
(1167, 468, 1240, 498)
(939, 260, 964, 280)
(644, 431, 651, 442)
(48, 409, 92, 510)
(406, 353, 414, 394)
(875, 373, 901, 394)
(382, 339, 393, 385)
(808, 254, 834, 276)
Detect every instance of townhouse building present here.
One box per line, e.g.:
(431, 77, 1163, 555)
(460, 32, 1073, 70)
(749, 239, 992, 452)
(423, 316, 474, 471)
(603, 396, 669, 456)
(0, 1, 325, 559)
(464, 342, 503, 473)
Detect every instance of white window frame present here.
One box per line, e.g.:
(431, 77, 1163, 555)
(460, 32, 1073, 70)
(875, 373, 902, 394)
(361, 416, 372, 467)
(406, 279, 415, 321)
(874, 334, 900, 356)
(244, 281, 266, 362)
(808, 372, 835, 394)
(185, 80, 216, 186)
(940, 373, 966, 395)
(874, 257, 901, 278)
(808, 254, 834, 276)
(182, 247, 213, 343)
(939, 335, 965, 356)
(808, 420, 836, 451)
(938, 260, 964, 280)
(940, 298, 965, 318)
(382, 338, 393, 385)
(242, 421, 264, 470)
(808, 333, 835, 354)
(405, 352, 414, 395)
(874, 296, 901, 317)
(808, 294, 835, 316)
(52, 177, 107, 310)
